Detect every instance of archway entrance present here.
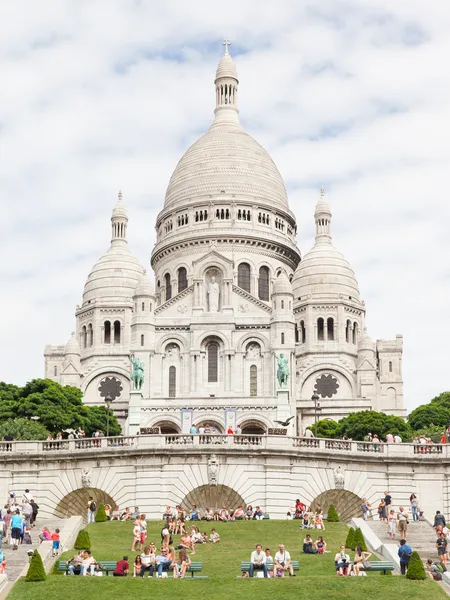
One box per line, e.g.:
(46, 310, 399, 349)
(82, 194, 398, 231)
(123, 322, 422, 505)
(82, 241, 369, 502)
(311, 490, 363, 522)
(194, 420, 224, 433)
(153, 421, 180, 434)
(239, 419, 266, 435)
(55, 488, 115, 519)
(181, 484, 245, 515)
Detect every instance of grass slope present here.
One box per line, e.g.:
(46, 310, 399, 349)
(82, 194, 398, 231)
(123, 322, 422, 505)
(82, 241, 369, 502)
(9, 520, 446, 600)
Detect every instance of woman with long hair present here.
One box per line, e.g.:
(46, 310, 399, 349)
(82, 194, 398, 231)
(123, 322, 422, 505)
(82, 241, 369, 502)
(353, 544, 372, 576)
(178, 548, 191, 578)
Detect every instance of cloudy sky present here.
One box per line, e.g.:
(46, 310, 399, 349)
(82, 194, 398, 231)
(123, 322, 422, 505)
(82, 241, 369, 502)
(1, 1, 449, 412)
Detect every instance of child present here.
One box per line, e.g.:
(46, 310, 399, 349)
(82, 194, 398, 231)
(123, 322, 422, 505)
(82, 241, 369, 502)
(388, 509, 397, 540)
(209, 528, 220, 543)
(139, 514, 147, 552)
(133, 555, 142, 577)
(131, 520, 140, 552)
(51, 528, 61, 557)
(39, 526, 51, 544)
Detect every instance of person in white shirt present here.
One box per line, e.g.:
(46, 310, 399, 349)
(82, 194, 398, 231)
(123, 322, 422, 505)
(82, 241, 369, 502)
(23, 489, 33, 502)
(394, 434, 402, 443)
(249, 544, 268, 578)
(304, 428, 314, 438)
(334, 545, 350, 576)
(386, 432, 394, 443)
(274, 544, 295, 577)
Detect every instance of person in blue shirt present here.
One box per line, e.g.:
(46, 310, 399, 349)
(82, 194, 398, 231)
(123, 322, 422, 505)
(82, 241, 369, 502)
(398, 539, 412, 575)
(155, 548, 172, 577)
(10, 510, 23, 551)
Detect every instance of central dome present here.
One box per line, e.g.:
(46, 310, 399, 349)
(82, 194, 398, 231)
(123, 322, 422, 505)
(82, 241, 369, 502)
(163, 125, 289, 212)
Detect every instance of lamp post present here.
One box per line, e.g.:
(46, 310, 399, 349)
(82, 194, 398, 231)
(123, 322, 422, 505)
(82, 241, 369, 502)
(105, 395, 112, 437)
(311, 392, 321, 437)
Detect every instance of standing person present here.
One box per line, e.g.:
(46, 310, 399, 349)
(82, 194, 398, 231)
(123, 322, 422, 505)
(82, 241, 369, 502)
(437, 532, 448, 567)
(23, 489, 33, 502)
(249, 544, 268, 578)
(86, 497, 96, 524)
(410, 494, 419, 522)
(361, 498, 371, 521)
(139, 514, 147, 552)
(131, 520, 140, 552)
(397, 507, 408, 540)
(398, 539, 412, 575)
(21, 501, 33, 527)
(10, 509, 22, 551)
(434, 511, 446, 533)
(386, 432, 394, 443)
(378, 499, 387, 522)
(30, 499, 39, 527)
(388, 509, 397, 540)
(0, 515, 6, 549)
(51, 528, 61, 557)
(384, 491, 392, 511)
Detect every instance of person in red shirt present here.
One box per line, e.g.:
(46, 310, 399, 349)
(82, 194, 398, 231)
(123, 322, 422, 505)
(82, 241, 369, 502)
(113, 556, 129, 577)
(51, 528, 61, 557)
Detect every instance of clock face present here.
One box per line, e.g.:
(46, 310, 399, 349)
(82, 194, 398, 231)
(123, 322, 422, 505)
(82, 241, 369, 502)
(314, 374, 339, 398)
(98, 376, 123, 401)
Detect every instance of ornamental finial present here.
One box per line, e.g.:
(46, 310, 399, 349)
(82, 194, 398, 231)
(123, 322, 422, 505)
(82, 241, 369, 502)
(118, 189, 123, 202)
(222, 38, 231, 54)
(320, 186, 325, 197)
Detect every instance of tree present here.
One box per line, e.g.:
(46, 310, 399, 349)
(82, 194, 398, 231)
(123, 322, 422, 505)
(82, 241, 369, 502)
(411, 425, 444, 443)
(25, 549, 46, 582)
(353, 528, 368, 552)
(327, 504, 339, 522)
(74, 528, 91, 550)
(306, 419, 340, 439)
(95, 504, 108, 522)
(0, 418, 49, 441)
(345, 527, 355, 550)
(408, 392, 450, 431)
(337, 411, 411, 441)
(406, 551, 426, 580)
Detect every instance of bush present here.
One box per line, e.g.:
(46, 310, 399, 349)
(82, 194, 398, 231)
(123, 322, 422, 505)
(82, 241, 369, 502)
(95, 503, 108, 523)
(25, 549, 46, 582)
(406, 551, 426, 580)
(353, 528, 368, 552)
(327, 504, 339, 522)
(74, 528, 91, 550)
(345, 527, 355, 550)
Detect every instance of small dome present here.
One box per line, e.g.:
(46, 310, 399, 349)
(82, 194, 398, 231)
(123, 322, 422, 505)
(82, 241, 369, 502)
(215, 52, 238, 81)
(112, 191, 127, 219)
(65, 332, 80, 355)
(83, 244, 145, 305)
(273, 271, 293, 295)
(358, 329, 375, 353)
(134, 271, 154, 297)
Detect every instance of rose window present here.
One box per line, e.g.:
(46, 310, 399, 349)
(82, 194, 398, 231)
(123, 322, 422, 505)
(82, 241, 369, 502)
(98, 377, 123, 401)
(314, 374, 339, 398)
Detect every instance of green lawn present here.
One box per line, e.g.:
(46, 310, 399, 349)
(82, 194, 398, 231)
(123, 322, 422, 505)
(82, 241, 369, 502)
(9, 520, 446, 600)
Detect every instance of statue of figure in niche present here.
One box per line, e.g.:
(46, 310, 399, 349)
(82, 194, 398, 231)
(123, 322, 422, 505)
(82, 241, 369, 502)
(166, 344, 180, 359)
(208, 454, 219, 486)
(246, 344, 261, 359)
(208, 276, 220, 312)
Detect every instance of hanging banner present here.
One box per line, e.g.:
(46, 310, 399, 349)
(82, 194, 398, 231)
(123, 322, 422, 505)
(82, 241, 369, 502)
(181, 410, 193, 434)
(225, 409, 236, 432)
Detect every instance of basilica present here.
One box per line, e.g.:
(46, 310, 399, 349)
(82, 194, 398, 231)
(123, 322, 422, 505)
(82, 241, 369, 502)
(44, 44, 405, 435)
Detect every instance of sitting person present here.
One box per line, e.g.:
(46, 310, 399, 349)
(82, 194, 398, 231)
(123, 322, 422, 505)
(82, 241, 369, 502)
(253, 506, 264, 520)
(209, 528, 220, 543)
(133, 555, 142, 577)
(426, 558, 445, 581)
(335, 545, 350, 576)
(175, 518, 185, 535)
(303, 535, 314, 554)
(81, 550, 96, 576)
(352, 545, 371, 575)
(66, 550, 84, 575)
(111, 505, 120, 520)
(249, 544, 268, 578)
(219, 506, 229, 521)
(38, 526, 51, 544)
(140, 545, 156, 578)
(302, 510, 313, 529)
(245, 506, 253, 520)
(167, 546, 179, 578)
(113, 555, 129, 577)
(314, 536, 327, 554)
(163, 506, 173, 520)
(178, 548, 191, 578)
(190, 505, 199, 521)
(234, 505, 245, 520)
(190, 526, 203, 544)
(314, 513, 325, 530)
(204, 507, 214, 521)
(179, 533, 195, 554)
(131, 506, 140, 520)
(265, 548, 274, 577)
(121, 507, 132, 521)
(104, 504, 112, 520)
(274, 544, 295, 577)
(155, 547, 172, 578)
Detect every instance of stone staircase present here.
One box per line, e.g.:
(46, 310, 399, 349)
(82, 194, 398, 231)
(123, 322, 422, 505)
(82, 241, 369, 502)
(4, 518, 64, 583)
(367, 518, 438, 561)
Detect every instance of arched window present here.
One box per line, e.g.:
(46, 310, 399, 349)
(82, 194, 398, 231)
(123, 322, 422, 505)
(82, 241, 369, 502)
(295, 323, 299, 343)
(82, 325, 87, 349)
(281, 300, 284, 309)
(238, 263, 251, 292)
(281, 332, 285, 344)
(317, 318, 324, 341)
(165, 273, 172, 301)
(169, 366, 176, 398)
(346, 320, 351, 343)
(352, 321, 358, 344)
(327, 317, 334, 341)
(301, 320, 306, 343)
(258, 266, 270, 301)
(178, 267, 188, 292)
(114, 320, 121, 344)
(53, 365, 57, 376)
(208, 343, 219, 383)
(141, 302, 145, 311)
(389, 361, 393, 373)
(104, 321, 111, 344)
(141, 334, 144, 347)
(250, 365, 257, 397)
(87, 323, 93, 347)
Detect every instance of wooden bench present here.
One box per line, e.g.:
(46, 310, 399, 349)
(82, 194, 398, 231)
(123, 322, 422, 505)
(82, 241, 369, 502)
(262, 514, 270, 520)
(58, 560, 204, 578)
(336, 561, 395, 575)
(240, 560, 299, 576)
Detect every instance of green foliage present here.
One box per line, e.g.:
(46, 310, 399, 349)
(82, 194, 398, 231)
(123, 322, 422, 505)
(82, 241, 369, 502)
(0, 417, 49, 440)
(307, 419, 340, 438)
(74, 528, 91, 550)
(411, 425, 444, 443)
(327, 504, 339, 522)
(0, 379, 121, 437)
(95, 504, 108, 522)
(408, 392, 450, 431)
(25, 549, 46, 582)
(406, 551, 426, 580)
(353, 528, 367, 552)
(345, 527, 356, 550)
(338, 410, 411, 441)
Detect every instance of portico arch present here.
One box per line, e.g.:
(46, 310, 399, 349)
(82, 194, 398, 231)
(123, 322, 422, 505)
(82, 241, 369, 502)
(239, 418, 266, 435)
(152, 420, 181, 434)
(311, 489, 363, 522)
(181, 484, 246, 514)
(55, 488, 115, 519)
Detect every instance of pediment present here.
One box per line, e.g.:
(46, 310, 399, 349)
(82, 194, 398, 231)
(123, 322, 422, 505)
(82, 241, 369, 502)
(192, 248, 234, 276)
(232, 285, 272, 314)
(357, 357, 376, 371)
(61, 361, 81, 375)
(154, 285, 193, 316)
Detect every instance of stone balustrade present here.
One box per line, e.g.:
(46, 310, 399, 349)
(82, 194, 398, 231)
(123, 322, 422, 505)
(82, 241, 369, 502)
(0, 435, 446, 457)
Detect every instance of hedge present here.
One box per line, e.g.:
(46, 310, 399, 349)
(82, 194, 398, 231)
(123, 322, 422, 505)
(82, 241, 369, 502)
(74, 528, 91, 550)
(25, 549, 46, 582)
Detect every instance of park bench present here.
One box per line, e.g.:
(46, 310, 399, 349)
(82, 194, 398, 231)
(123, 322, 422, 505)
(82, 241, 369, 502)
(335, 560, 395, 575)
(262, 514, 270, 520)
(58, 560, 205, 578)
(240, 560, 300, 576)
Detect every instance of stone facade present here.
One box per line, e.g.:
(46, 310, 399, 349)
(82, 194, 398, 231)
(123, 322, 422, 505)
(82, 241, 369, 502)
(44, 45, 405, 434)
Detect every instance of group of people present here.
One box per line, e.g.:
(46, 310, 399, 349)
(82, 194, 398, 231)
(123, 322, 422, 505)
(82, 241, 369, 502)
(0, 490, 39, 551)
(361, 491, 425, 539)
(334, 544, 372, 576)
(287, 500, 326, 530)
(163, 503, 264, 522)
(246, 544, 295, 578)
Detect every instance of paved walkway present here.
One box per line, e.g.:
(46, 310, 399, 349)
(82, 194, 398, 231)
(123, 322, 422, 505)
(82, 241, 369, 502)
(367, 518, 438, 561)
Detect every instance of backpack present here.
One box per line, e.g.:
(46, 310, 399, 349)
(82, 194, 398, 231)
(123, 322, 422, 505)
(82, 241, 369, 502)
(436, 562, 447, 573)
(90, 502, 96, 512)
(401, 548, 412, 563)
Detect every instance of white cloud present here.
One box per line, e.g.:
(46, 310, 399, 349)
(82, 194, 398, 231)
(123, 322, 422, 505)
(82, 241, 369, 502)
(0, 0, 449, 411)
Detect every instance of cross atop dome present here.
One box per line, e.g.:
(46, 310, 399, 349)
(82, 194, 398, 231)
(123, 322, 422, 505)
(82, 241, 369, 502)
(222, 38, 231, 54)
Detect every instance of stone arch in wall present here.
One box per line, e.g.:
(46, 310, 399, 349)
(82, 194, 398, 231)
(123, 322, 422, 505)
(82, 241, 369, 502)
(311, 489, 363, 522)
(239, 418, 267, 434)
(55, 488, 115, 519)
(181, 484, 246, 514)
(153, 420, 181, 434)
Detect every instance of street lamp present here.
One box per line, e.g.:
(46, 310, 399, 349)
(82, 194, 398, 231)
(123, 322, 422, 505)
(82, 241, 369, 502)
(311, 392, 321, 437)
(105, 395, 112, 437)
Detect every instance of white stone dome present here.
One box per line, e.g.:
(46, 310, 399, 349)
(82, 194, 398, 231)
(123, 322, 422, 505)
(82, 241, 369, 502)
(273, 270, 293, 295)
(134, 271, 154, 297)
(358, 329, 375, 352)
(64, 332, 80, 355)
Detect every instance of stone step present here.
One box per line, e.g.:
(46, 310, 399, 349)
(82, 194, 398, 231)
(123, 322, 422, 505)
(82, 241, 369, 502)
(366, 519, 439, 560)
